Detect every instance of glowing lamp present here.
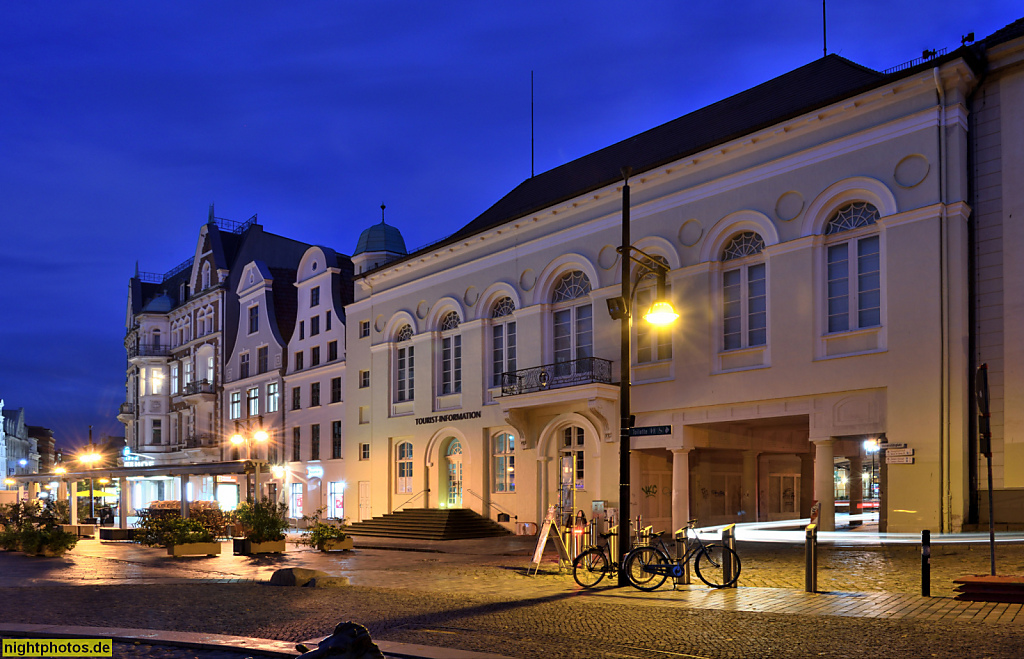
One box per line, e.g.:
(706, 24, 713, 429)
(643, 300, 679, 326)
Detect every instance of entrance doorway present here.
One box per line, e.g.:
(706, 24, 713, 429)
(358, 481, 371, 521)
(446, 439, 463, 508)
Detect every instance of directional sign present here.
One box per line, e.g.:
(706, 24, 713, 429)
(630, 425, 672, 437)
(880, 442, 908, 449)
(886, 455, 915, 464)
(885, 448, 914, 457)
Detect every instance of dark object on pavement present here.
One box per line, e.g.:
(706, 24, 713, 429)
(295, 622, 385, 659)
(269, 567, 328, 587)
(954, 575, 1024, 603)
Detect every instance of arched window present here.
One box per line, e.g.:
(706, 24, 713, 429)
(396, 441, 413, 494)
(395, 324, 414, 402)
(492, 432, 515, 492)
(491, 297, 517, 387)
(201, 262, 211, 290)
(721, 232, 767, 350)
(439, 312, 462, 395)
(824, 202, 881, 332)
(634, 256, 672, 363)
(551, 271, 592, 378)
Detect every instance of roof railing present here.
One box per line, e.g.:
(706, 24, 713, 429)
(882, 47, 948, 75)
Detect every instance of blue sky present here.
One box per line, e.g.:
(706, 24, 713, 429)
(1, 1, 1019, 449)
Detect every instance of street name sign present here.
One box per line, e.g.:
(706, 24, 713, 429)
(880, 442, 908, 449)
(630, 425, 672, 437)
(886, 455, 915, 464)
(885, 448, 914, 457)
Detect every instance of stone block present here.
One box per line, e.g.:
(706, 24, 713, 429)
(270, 567, 328, 587)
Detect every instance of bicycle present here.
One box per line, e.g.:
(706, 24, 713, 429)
(572, 519, 650, 588)
(623, 519, 741, 590)
(571, 530, 618, 588)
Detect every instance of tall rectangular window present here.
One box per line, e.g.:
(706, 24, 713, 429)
(292, 427, 301, 462)
(493, 432, 516, 492)
(299, 321, 305, 340)
(327, 481, 344, 519)
(311, 286, 320, 307)
(289, 482, 302, 518)
(328, 340, 338, 362)
(723, 264, 766, 350)
(310, 382, 320, 407)
(267, 382, 279, 413)
(311, 346, 321, 367)
(359, 443, 370, 460)
(248, 305, 259, 334)
(442, 335, 461, 394)
(636, 288, 673, 362)
(184, 361, 192, 386)
(310, 424, 320, 461)
(359, 370, 370, 389)
(326, 310, 332, 331)
(292, 386, 301, 410)
(331, 421, 342, 459)
(229, 392, 242, 419)
(152, 419, 162, 445)
(331, 377, 342, 403)
(492, 321, 517, 387)
(311, 315, 320, 336)
(396, 346, 414, 401)
(247, 387, 259, 417)
(239, 353, 250, 379)
(257, 346, 268, 374)
(828, 236, 881, 333)
(171, 364, 179, 394)
(359, 321, 370, 338)
(294, 351, 304, 371)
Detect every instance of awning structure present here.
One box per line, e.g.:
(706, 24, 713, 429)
(7, 460, 267, 483)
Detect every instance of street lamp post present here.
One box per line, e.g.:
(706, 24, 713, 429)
(231, 426, 268, 502)
(609, 166, 680, 586)
(78, 426, 102, 521)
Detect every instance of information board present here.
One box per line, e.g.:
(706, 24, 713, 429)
(530, 505, 571, 575)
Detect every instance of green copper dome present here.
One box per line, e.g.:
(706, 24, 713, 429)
(354, 220, 407, 256)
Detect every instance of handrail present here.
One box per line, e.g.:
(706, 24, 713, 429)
(500, 357, 612, 396)
(465, 489, 517, 521)
(393, 489, 429, 512)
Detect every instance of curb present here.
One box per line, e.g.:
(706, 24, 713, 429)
(0, 624, 514, 659)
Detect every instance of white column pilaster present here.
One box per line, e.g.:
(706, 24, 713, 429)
(813, 439, 836, 532)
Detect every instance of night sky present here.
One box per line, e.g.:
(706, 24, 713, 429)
(1, 2, 1019, 450)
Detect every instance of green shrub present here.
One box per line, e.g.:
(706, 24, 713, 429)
(235, 498, 289, 544)
(0, 500, 77, 556)
(133, 505, 219, 547)
(299, 506, 349, 549)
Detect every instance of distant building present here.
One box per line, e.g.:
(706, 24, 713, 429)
(26, 426, 56, 472)
(1, 402, 38, 480)
(120, 210, 353, 510)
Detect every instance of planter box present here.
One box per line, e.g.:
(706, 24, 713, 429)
(167, 542, 221, 557)
(245, 539, 286, 554)
(319, 537, 354, 552)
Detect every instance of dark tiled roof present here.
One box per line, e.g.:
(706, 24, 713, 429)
(984, 16, 1024, 47)
(420, 55, 885, 258)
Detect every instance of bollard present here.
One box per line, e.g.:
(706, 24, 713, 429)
(922, 529, 931, 597)
(722, 524, 737, 588)
(673, 530, 691, 586)
(805, 523, 818, 593)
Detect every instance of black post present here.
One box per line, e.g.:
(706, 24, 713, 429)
(88, 426, 95, 520)
(617, 166, 633, 587)
(805, 524, 817, 593)
(921, 529, 931, 597)
(977, 364, 996, 576)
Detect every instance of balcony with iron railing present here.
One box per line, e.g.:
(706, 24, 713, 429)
(179, 434, 213, 449)
(118, 402, 135, 416)
(500, 357, 613, 396)
(128, 343, 170, 359)
(184, 379, 215, 396)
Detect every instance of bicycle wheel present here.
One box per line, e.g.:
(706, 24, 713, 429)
(572, 547, 609, 588)
(623, 546, 669, 591)
(694, 544, 741, 588)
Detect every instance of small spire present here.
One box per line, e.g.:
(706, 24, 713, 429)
(380, 203, 386, 225)
(208, 203, 215, 223)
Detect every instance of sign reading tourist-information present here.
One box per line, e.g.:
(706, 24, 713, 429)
(415, 410, 483, 425)
(629, 425, 672, 436)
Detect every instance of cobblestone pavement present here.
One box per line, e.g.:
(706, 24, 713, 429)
(3, 536, 1024, 658)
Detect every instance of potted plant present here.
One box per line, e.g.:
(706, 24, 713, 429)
(164, 517, 220, 557)
(234, 497, 289, 554)
(300, 507, 352, 552)
(0, 500, 78, 557)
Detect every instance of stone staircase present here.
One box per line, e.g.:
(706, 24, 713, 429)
(345, 508, 511, 540)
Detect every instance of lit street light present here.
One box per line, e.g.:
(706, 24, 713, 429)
(79, 426, 102, 521)
(608, 166, 680, 586)
(231, 427, 269, 502)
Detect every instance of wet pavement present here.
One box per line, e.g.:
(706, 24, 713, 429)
(3, 532, 1024, 658)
